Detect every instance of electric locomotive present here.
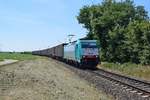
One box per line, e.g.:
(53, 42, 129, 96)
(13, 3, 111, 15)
(64, 39, 99, 67)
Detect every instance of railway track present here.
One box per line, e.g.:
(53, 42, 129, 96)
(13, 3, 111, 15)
(88, 68, 150, 99)
(53, 59, 150, 99)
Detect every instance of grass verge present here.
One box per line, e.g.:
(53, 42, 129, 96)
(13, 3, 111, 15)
(0, 52, 39, 61)
(0, 59, 4, 61)
(99, 62, 150, 81)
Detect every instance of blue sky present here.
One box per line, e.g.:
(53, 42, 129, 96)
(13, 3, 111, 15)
(0, 0, 149, 52)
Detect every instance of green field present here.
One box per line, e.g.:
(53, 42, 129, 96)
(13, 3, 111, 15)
(99, 62, 150, 81)
(0, 52, 38, 61)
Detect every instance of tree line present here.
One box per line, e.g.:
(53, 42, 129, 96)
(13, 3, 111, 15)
(77, 0, 150, 65)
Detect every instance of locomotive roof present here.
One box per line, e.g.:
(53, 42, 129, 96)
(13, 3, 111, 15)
(79, 40, 97, 42)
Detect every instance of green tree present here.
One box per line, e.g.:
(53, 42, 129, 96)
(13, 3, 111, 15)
(77, 0, 150, 64)
(125, 20, 150, 64)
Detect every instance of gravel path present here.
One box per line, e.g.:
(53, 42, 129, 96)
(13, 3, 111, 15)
(0, 58, 113, 100)
(0, 59, 18, 66)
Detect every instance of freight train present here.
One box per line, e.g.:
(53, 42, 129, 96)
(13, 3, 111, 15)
(32, 39, 100, 68)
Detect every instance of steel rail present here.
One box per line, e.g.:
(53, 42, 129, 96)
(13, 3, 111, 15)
(87, 69, 150, 97)
(97, 68, 150, 86)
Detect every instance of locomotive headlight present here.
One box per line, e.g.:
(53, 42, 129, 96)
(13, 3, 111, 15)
(83, 56, 86, 58)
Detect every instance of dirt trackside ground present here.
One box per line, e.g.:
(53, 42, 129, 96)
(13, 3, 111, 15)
(0, 57, 113, 100)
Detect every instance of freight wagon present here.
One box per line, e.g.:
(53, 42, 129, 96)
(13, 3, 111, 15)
(49, 44, 66, 60)
(32, 39, 100, 68)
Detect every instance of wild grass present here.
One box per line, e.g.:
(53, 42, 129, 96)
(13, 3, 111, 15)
(0, 52, 38, 61)
(99, 62, 150, 81)
(0, 59, 4, 61)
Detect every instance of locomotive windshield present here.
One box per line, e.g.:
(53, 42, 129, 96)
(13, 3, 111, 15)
(81, 42, 97, 48)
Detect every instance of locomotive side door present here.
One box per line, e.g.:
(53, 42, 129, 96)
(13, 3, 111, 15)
(75, 44, 80, 62)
